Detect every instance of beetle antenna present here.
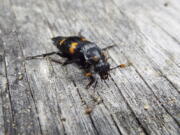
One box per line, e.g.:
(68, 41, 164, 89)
(109, 64, 126, 71)
(109, 65, 121, 71)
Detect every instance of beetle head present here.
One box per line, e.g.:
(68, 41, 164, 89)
(94, 59, 110, 80)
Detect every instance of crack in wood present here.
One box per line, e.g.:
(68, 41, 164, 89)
(109, 75, 150, 135)
(72, 80, 100, 135)
(15, 31, 44, 135)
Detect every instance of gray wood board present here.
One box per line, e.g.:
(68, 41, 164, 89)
(0, 0, 179, 135)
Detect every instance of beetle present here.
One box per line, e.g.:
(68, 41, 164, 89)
(26, 35, 122, 88)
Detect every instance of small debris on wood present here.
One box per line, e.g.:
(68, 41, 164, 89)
(162, 114, 170, 122)
(12, 123, 16, 128)
(164, 2, 168, 7)
(168, 97, 176, 104)
(85, 107, 93, 114)
(144, 104, 150, 110)
(81, 99, 86, 105)
(92, 96, 103, 104)
(18, 72, 24, 80)
(61, 117, 66, 122)
(127, 61, 133, 66)
(139, 132, 146, 135)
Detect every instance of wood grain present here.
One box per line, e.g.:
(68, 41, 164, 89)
(0, 0, 180, 134)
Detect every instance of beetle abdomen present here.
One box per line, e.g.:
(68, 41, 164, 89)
(51, 36, 90, 57)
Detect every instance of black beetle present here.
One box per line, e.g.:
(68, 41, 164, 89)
(26, 35, 122, 88)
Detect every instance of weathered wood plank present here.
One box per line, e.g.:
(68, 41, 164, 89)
(43, 0, 179, 134)
(110, 0, 180, 123)
(0, 0, 179, 135)
(37, 0, 149, 134)
(10, 2, 66, 135)
(112, 0, 180, 91)
(0, 0, 43, 134)
(49, 0, 178, 134)
(0, 36, 5, 135)
(0, 0, 22, 134)
(11, 0, 100, 134)
(3, 31, 42, 135)
(109, 49, 180, 134)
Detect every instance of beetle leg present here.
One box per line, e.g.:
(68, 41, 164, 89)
(25, 51, 64, 60)
(62, 59, 80, 66)
(56, 52, 67, 58)
(48, 58, 79, 66)
(109, 64, 127, 70)
(47, 57, 63, 64)
(86, 76, 95, 89)
(102, 44, 117, 51)
(93, 79, 98, 89)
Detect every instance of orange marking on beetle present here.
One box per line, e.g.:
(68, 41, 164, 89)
(85, 72, 92, 77)
(59, 39, 66, 45)
(69, 42, 78, 54)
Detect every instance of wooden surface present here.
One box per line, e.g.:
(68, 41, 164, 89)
(0, 0, 180, 135)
